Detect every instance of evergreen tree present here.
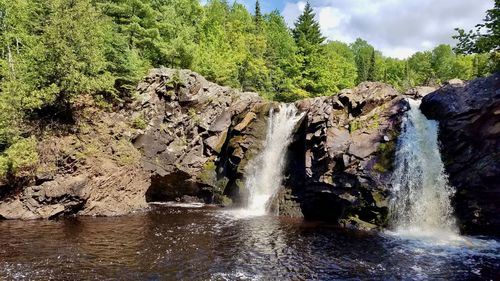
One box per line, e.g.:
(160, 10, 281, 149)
(367, 48, 376, 81)
(263, 11, 303, 101)
(292, 2, 325, 47)
(350, 38, 374, 84)
(292, 2, 327, 96)
(6, 0, 115, 111)
(254, 0, 263, 30)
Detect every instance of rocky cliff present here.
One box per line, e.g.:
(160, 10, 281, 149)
(420, 73, 500, 236)
(281, 83, 405, 229)
(0, 68, 406, 230)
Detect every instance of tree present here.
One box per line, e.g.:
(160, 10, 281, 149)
(263, 11, 302, 101)
(431, 44, 456, 82)
(322, 41, 357, 91)
(292, 2, 325, 47)
(381, 57, 407, 90)
(292, 2, 327, 96)
(350, 38, 374, 84)
(453, 0, 499, 54)
(254, 0, 263, 30)
(408, 51, 434, 86)
(99, 0, 161, 66)
(367, 48, 376, 81)
(153, 0, 203, 68)
(0, 0, 34, 81)
(5, 0, 115, 111)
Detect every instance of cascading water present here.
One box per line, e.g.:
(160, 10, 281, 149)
(389, 99, 458, 238)
(241, 103, 304, 216)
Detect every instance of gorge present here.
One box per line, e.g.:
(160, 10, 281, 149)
(0, 69, 498, 280)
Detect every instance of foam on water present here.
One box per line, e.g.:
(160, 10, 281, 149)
(149, 202, 206, 208)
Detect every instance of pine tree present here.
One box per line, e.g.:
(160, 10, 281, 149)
(350, 38, 374, 84)
(292, 2, 327, 96)
(292, 2, 325, 48)
(254, 0, 263, 30)
(367, 48, 376, 81)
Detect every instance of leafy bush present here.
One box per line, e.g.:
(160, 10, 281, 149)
(0, 137, 39, 178)
(0, 155, 9, 179)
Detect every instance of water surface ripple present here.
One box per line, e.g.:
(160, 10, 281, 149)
(0, 206, 498, 280)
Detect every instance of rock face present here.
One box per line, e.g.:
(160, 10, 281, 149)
(132, 68, 267, 205)
(0, 105, 151, 219)
(280, 82, 405, 229)
(420, 73, 500, 236)
(0, 68, 406, 231)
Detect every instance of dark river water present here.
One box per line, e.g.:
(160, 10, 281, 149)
(0, 204, 498, 280)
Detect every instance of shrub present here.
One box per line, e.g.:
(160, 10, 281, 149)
(132, 115, 148, 130)
(1, 137, 39, 177)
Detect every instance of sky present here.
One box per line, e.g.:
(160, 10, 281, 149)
(225, 0, 493, 59)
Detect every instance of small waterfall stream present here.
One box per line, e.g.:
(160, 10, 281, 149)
(389, 99, 458, 238)
(242, 104, 304, 216)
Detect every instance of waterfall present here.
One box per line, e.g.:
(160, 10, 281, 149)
(242, 104, 304, 216)
(389, 99, 458, 237)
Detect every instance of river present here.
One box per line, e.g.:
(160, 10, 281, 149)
(0, 204, 498, 280)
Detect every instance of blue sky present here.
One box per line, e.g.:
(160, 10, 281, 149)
(203, 0, 492, 59)
(238, 0, 285, 13)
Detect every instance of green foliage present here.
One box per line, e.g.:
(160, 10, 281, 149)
(374, 141, 396, 173)
(351, 38, 375, 84)
(408, 51, 434, 86)
(292, 3, 325, 47)
(322, 42, 358, 91)
(0, 137, 38, 178)
(367, 49, 376, 82)
(132, 115, 147, 130)
(15, 0, 115, 110)
(292, 2, 330, 97)
(263, 11, 302, 101)
(453, 0, 499, 55)
(431, 44, 456, 82)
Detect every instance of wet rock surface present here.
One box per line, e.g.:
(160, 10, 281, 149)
(421, 73, 500, 236)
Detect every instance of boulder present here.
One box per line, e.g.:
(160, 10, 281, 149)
(404, 86, 438, 99)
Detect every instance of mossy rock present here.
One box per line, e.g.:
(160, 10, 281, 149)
(214, 194, 233, 207)
(373, 141, 396, 173)
(199, 160, 228, 194)
(371, 190, 388, 208)
(340, 215, 378, 231)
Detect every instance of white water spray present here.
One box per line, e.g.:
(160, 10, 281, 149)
(389, 99, 458, 238)
(241, 104, 304, 216)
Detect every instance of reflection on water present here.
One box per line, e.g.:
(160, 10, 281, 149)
(0, 206, 498, 280)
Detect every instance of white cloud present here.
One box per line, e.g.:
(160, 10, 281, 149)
(282, 1, 307, 26)
(282, 0, 492, 58)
